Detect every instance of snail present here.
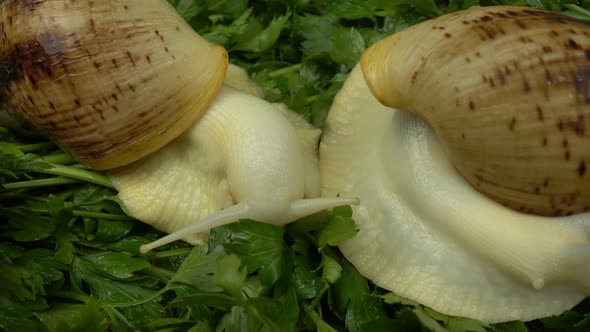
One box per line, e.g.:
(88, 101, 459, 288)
(320, 6, 590, 323)
(362, 5, 590, 216)
(1, 0, 228, 170)
(0, 0, 357, 253)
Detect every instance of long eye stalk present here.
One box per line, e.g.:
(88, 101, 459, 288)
(139, 196, 359, 253)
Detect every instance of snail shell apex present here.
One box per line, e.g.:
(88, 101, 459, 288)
(0, 0, 228, 169)
(361, 6, 590, 216)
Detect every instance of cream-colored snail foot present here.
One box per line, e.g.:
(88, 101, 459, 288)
(320, 65, 590, 323)
(110, 65, 358, 253)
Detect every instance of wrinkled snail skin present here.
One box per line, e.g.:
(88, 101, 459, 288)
(133, 85, 359, 253)
(361, 6, 590, 216)
(224, 66, 323, 197)
(320, 65, 590, 323)
(108, 65, 358, 252)
(0, 0, 227, 169)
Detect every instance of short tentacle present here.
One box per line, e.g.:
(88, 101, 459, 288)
(282, 197, 360, 225)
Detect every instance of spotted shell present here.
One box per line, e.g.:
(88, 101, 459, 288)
(361, 6, 590, 216)
(0, 0, 228, 169)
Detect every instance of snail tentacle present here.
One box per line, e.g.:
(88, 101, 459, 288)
(139, 203, 251, 254)
(139, 196, 360, 253)
(284, 197, 361, 223)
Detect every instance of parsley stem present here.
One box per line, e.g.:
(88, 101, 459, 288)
(565, 5, 590, 22)
(152, 248, 193, 259)
(72, 210, 135, 220)
(108, 287, 171, 308)
(29, 208, 134, 220)
(108, 307, 133, 328)
(41, 153, 75, 165)
(47, 289, 90, 303)
(102, 307, 123, 330)
(305, 94, 319, 104)
(18, 141, 56, 152)
(38, 163, 114, 188)
(269, 64, 301, 78)
(2, 177, 80, 190)
(308, 283, 329, 310)
(244, 303, 280, 330)
(0, 192, 47, 202)
(142, 266, 176, 283)
(305, 308, 337, 332)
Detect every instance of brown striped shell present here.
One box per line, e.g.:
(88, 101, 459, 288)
(361, 6, 590, 216)
(0, 0, 228, 169)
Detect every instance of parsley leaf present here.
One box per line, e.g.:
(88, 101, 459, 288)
(233, 12, 291, 53)
(317, 206, 358, 249)
(223, 220, 286, 286)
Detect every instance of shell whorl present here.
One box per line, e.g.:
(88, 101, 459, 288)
(361, 6, 590, 216)
(0, 0, 228, 169)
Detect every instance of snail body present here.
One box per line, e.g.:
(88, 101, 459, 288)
(321, 65, 590, 323)
(321, 6, 590, 323)
(0, 0, 227, 169)
(111, 67, 358, 253)
(361, 6, 590, 216)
